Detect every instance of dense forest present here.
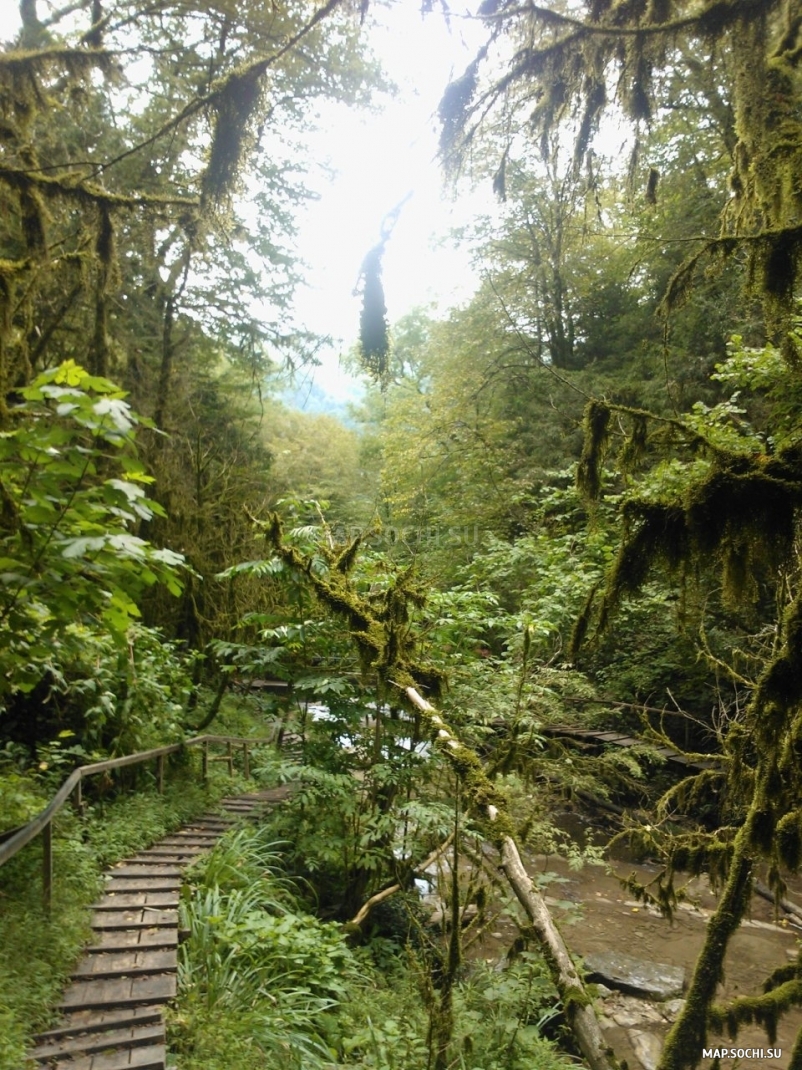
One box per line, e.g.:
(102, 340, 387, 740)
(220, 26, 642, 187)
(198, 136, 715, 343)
(3, 1, 802, 1068)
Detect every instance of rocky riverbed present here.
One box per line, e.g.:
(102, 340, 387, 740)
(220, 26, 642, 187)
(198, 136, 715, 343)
(456, 825, 802, 1070)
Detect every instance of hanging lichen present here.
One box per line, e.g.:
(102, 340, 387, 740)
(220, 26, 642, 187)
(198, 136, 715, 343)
(357, 241, 390, 386)
(576, 400, 610, 499)
(438, 53, 484, 167)
(201, 68, 263, 211)
(91, 202, 117, 377)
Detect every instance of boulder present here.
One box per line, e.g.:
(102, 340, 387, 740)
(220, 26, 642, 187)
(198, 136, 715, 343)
(629, 1029, 663, 1070)
(583, 950, 685, 1000)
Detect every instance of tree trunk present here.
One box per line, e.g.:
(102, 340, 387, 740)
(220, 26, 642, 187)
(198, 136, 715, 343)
(499, 834, 619, 1070)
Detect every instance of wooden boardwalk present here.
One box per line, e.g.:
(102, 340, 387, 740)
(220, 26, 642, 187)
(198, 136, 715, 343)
(26, 789, 290, 1070)
(542, 725, 716, 772)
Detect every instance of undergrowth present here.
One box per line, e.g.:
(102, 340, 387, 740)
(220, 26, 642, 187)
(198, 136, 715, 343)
(170, 824, 348, 1070)
(170, 822, 576, 1070)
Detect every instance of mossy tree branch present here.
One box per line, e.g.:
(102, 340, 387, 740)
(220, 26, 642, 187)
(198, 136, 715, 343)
(261, 514, 620, 1070)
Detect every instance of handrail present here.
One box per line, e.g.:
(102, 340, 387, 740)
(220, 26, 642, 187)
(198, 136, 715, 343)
(0, 733, 273, 902)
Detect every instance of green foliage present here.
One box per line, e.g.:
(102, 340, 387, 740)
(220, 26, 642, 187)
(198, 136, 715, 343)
(172, 824, 353, 1070)
(337, 950, 571, 1070)
(0, 362, 185, 711)
(0, 767, 47, 833)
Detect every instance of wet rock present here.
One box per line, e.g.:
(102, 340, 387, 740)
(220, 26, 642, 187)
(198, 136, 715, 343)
(584, 950, 685, 1000)
(606, 994, 663, 1027)
(660, 998, 686, 1021)
(425, 899, 478, 928)
(629, 1029, 663, 1070)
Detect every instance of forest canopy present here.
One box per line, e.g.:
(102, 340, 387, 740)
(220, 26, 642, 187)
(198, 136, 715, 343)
(3, 2, 802, 1070)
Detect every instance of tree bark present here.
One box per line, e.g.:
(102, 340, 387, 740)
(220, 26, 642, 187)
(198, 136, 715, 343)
(499, 834, 619, 1070)
(349, 832, 454, 927)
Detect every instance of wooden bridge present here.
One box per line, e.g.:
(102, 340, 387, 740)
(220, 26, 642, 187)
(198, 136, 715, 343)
(541, 724, 717, 773)
(0, 736, 287, 1070)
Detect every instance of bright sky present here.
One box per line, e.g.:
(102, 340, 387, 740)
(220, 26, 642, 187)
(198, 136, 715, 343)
(289, 1, 493, 400)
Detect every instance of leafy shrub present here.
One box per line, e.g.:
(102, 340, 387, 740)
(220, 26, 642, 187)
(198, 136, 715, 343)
(173, 824, 355, 1069)
(0, 361, 186, 750)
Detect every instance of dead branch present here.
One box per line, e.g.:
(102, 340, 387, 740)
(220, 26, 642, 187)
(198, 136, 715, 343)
(349, 832, 455, 928)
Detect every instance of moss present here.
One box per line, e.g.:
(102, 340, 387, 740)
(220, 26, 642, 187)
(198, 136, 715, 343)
(201, 69, 262, 209)
(619, 414, 648, 470)
(708, 979, 802, 1044)
(335, 534, 362, 574)
(576, 400, 611, 500)
(776, 810, 802, 870)
(358, 243, 389, 384)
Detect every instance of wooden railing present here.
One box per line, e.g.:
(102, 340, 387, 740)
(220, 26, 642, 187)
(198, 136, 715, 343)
(0, 734, 269, 908)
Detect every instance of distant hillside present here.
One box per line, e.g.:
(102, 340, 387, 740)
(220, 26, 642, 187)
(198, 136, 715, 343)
(279, 375, 363, 427)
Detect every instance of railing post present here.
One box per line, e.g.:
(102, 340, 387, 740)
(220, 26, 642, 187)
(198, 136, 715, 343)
(42, 820, 52, 911)
(75, 776, 83, 814)
(226, 741, 233, 777)
(202, 740, 208, 783)
(157, 754, 165, 794)
(242, 743, 250, 780)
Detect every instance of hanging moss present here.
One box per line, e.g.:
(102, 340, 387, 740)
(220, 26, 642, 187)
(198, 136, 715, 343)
(568, 583, 598, 658)
(763, 959, 801, 994)
(201, 68, 262, 209)
(605, 499, 688, 604)
(573, 79, 606, 168)
(708, 979, 802, 1045)
(89, 203, 117, 377)
(18, 185, 47, 258)
(752, 593, 802, 733)
(576, 400, 611, 499)
(438, 55, 483, 162)
(335, 534, 362, 574)
(619, 413, 649, 470)
(357, 243, 389, 385)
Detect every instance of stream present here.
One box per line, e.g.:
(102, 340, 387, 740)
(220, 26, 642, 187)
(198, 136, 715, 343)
(444, 811, 802, 1070)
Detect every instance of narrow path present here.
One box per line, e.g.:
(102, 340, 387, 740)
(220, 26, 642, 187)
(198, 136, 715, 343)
(27, 788, 291, 1070)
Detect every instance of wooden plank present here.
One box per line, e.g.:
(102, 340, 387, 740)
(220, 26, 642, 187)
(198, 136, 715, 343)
(73, 949, 177, 980)
(34, 1008, 162, 1044)
(60, 973, 176, 1011)
(104, 878, 181, 893)
(87, 929, 178, 952)
(157, 835, 220, 846)
(96, 892, 179, 910)
(108, 867, 183, 878)
(73, 1043, 165, 1070)
(193, 822, 236, 829)
(132, 846, 207, 857)
(91, 909, 177, 930)
(30, 1021, 165, 1060)
(124, 853, 190, 863)
(162, 828, 224, 837)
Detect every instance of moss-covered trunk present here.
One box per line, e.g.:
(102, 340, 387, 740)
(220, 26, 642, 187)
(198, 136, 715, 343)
(658, 831, 753, 1070)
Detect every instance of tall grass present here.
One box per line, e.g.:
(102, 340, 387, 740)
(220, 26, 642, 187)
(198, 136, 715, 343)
(172, 825, 348, 1070)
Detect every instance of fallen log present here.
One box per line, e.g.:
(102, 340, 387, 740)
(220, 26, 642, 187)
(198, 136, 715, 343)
(754, 879, 802, 926)
(406, 687, 620, 1070)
